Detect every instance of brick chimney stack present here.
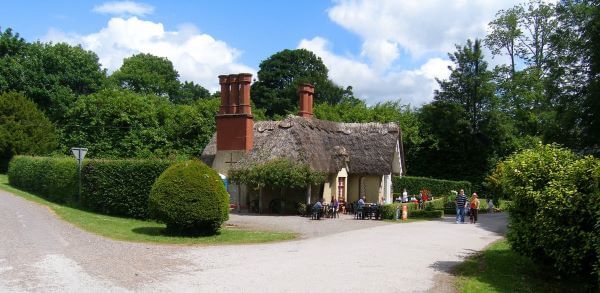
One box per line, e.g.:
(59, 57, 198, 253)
(216, 73, 254, 152)
(298, 83, 314, 118)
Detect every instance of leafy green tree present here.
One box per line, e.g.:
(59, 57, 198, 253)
(0, 29, 107, 121)
(251, 49, 355, 117)
(422, 39, 519, 186)
(62, 89, 171, 158)
(174, 81, 211, 104)
(110, 53, 180, 99)
(435, 39, 495, 132)
(485, 6, 523, 77)
(0, 92, 57, 171)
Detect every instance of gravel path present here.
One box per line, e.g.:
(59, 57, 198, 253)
(0, 189, 507, 292)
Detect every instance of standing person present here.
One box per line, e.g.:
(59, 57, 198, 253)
(455, 189, 468, 224)
(470, 193, 480, 223)
(402, 189, 408, 203)
(331, 197, 339, 218)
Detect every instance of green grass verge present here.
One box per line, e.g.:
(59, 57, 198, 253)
(454, 239, 590, 292)
(0, 174, 296, 245)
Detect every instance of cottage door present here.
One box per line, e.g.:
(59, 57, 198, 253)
(337, 177, 346, 201)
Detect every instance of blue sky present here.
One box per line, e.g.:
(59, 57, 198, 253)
(1, 0, 528, 105)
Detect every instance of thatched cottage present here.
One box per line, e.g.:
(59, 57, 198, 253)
(201, 73, 405, 212)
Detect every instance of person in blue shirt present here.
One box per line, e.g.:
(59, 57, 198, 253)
(455, 189, 468, 224)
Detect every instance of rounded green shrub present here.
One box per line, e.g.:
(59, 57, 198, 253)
(148, 160, 229, 235)
(495, 144, 600, 284)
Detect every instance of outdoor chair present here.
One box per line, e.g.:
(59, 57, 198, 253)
(311, 206, 323, 220)
(355, 205, 364, 219)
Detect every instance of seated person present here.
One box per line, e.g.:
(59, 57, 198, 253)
(312, 200, 323, 219)
(358, 196, 366, 208)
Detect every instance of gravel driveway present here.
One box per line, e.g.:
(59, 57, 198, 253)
(0, 189, 507, 292)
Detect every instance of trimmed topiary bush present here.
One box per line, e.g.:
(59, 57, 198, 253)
(149, 160, 229, 235)
(495, 144, 600, 285)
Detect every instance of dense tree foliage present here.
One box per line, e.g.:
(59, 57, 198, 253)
(0, 28, 107, 121)
(62, 89, 218, 158)
(251, 49, 356, 117)
(0, 92, 57, 171)
(109, 53, 211, 104)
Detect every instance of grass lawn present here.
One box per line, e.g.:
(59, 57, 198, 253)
(0, 174, 296, 245)
(454, 239, 591, 293)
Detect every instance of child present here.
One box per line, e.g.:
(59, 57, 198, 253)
(469, 193, 480, 224)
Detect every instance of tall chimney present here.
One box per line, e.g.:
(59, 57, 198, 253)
(298, 83, 314, 118)
(228, 74, 239, 114)
(218, 75, 229, 114)
(237, 73, 252, 115)
(216, 73, 254, 152)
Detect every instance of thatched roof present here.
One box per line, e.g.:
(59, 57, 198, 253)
(201, 115, 405, 175)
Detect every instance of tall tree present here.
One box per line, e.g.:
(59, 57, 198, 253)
(434, 39, 495, 133)
(110, 53, 181, 100)
(251, 49, 355, 117)
(486, 6, 524, 77)
(0, 92, 57, 171)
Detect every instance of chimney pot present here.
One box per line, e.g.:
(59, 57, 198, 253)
(228, 74, 239, 114)
(237, 73, 252, 115)
(298, 83, 314, 119)
(218, 75, 229, 114)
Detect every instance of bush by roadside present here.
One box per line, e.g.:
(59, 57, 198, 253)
(493, 144, 599, 286)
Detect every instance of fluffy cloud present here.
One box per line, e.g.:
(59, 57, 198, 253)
(299, 37, 452, 106)
(328, 0, 524, 65)
(44, 17, 254, 92)
(92, 1, 154, 16)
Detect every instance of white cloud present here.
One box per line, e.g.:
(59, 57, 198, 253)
(328, 0, 524, 68)
(93, 1, 154, 16)
(299, 37, 452, 106)
(44, 17, 254, 92)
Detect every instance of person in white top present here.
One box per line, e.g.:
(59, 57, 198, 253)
(402, 189, 408, 203)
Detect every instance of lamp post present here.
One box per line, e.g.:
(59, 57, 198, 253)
(70, 147, 87, 200)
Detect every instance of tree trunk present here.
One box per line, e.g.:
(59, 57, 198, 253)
(280, 187, 285, 215)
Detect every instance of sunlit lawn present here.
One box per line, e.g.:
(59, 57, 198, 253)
(454, 239, 591, 292)
(0, 174, 296, 245)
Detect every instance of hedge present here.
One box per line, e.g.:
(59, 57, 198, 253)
(8, 156, 78, 203)
(7, 156, 174, 219)
(393, 176, 471, 197)
(82, 159, 173, 218)
(379, 202, 419, 220)
(409, 210, 444, 218)
(423, 198, 445, 210)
